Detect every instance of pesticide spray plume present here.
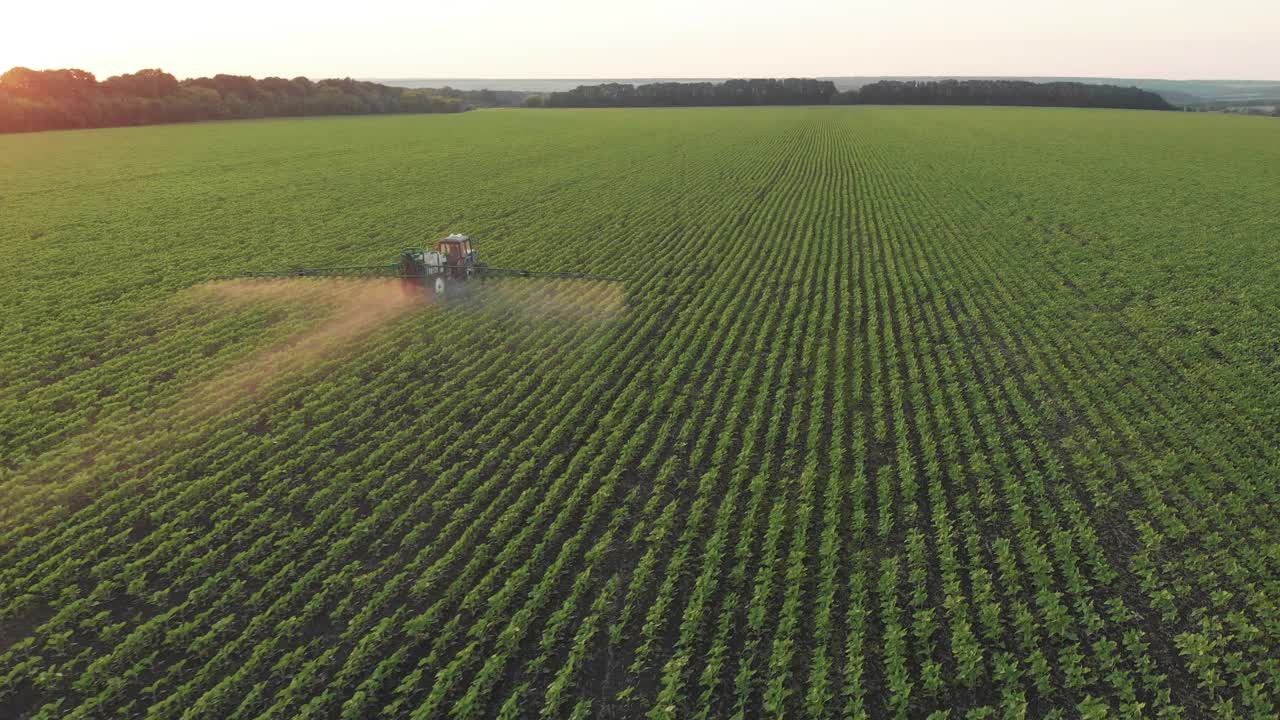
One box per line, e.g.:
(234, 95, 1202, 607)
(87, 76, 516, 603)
(183, 277, 432, 415)
(0, 277, 431, 516)
(481, 276, 627, 324)
(182, 274, 623, 416)
(0, 275, 624, 522)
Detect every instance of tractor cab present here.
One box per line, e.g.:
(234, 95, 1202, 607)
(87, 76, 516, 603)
(396, 234, 478, 297)
(436, 234, 476, 278)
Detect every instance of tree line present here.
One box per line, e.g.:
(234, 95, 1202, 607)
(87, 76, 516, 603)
(543, 78, 839, 107)
(838, 79, 1173, 110)
(0, 68, 475, 134)
(2, 69, 1180, 133)
(537, 78, 1173, 111)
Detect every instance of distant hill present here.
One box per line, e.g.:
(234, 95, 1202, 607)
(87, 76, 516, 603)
(374, 76, 1280, 108)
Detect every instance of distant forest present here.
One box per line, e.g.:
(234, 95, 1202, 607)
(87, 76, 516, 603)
(847, 79, 1174, 110)
(542, 78, 841, 107)
(542, 78, 1174, 110)
(0, 68, 507, 134)
(1, 69, 1187, 133)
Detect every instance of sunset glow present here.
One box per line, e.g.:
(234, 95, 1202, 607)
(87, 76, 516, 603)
(6, 0, 1278, 80)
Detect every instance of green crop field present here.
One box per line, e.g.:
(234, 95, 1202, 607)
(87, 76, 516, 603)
(2, 106, 1279, 718)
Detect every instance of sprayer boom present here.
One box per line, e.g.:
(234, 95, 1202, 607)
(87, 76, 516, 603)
(237, 234, 621, 297)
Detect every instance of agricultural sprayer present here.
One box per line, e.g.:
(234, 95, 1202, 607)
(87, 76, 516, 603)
(242, 234, 622, 297)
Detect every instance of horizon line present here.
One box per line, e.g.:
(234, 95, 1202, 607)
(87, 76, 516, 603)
(363, 74, 1280, 83)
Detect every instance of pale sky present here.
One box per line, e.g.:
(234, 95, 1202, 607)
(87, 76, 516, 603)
(4, 0, 1277, 80)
